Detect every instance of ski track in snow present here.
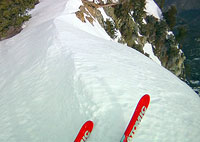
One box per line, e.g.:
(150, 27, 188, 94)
(0, 0, 200, 142)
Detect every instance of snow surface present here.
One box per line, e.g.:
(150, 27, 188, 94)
(0, 0, 200, 142)
(143, 43, 161, 65)
(145, 0, 163, 19)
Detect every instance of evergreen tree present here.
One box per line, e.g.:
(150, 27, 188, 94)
(160, 0, 165, 9)
(175, 26, 187, 43)
(114, 0, 146, 24)
(155, 20, 168, 47)
(163, 5, 177, 30)
(0, 0, 39, 39)
(130, 0, 146, 24)
(104, 19, 116, 39)
(154, 0, 165, 9)
(114, 2, 130, 20)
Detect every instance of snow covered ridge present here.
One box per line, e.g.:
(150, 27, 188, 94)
(0, 0, 200, 142)
(63, 0, 111, 40)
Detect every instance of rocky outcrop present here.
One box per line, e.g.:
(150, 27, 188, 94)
(76, 0, 186, 79)
(75, 1, 105, 26)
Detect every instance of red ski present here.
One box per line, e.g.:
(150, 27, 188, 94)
(120, 94, 150, 142)
(74, 120, 94, 142)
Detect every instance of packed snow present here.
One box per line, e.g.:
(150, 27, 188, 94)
(0, 0, 200, 142)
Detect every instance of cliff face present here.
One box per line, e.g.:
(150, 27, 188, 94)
(76, 0, 186, 78)
(162, 0, 200, 93)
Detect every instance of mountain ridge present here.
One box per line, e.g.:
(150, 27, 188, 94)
(0, 1, 200, 141)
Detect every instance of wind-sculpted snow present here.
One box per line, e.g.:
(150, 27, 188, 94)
(145, 0, 163, 19)
(0, 0, 200, 142)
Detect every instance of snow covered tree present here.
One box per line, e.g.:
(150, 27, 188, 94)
(130, 0, 146, 24)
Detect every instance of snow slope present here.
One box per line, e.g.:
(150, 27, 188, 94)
(143, 43, 161, 65)
(0, 0, 200, 142)
(145, 0, 163, 19)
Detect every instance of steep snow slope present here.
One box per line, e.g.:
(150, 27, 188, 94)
(145, 0, 163, 19)
(0, 0, 200, 142)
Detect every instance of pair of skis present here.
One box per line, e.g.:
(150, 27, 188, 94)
(74, 94, 150, 142)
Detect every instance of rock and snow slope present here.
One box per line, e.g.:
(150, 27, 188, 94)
(0, 0, 200, 142)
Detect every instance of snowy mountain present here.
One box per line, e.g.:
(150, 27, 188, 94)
(0, 0, 200, 142)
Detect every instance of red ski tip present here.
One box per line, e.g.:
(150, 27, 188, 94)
(120, 94, 150, 142)
(74, 120, 94, 142)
